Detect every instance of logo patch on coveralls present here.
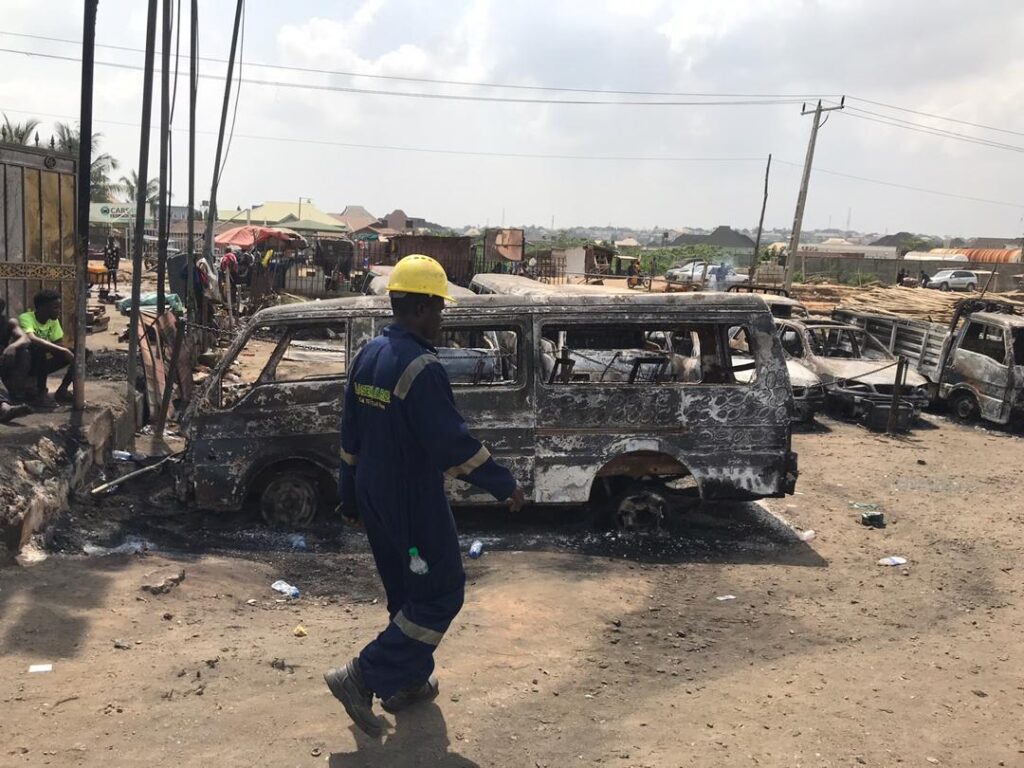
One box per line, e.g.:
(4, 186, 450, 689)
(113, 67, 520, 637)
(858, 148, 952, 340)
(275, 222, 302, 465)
(355, 383, 391, 410)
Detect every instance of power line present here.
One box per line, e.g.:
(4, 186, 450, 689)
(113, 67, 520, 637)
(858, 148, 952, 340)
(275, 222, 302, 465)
(774, 159, 1023, 209)
(0, 30, 842, 100)
(0, 47, 811, 107)
(835, 107, 1024, 154)
(847, 96, 1024, 139)
(3, 105, 1018, 209)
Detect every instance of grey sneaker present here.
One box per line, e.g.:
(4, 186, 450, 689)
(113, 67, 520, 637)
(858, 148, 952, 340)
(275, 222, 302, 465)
(324, 659, 382, 737)
(381, 675, 440, 713)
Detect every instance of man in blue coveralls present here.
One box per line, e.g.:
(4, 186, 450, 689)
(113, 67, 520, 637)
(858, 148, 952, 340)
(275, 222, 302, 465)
(325, 254, 526, 737)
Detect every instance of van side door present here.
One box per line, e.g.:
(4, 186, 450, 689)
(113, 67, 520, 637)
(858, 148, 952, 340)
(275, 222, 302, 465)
(435, 318, 535, 503)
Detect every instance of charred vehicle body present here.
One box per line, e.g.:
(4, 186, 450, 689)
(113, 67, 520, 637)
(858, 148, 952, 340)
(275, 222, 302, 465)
(835, 299, 1024, 426)
(475, 275, 825, 424)
(773, 318, 930, 423)
(177, 292, 798, 530)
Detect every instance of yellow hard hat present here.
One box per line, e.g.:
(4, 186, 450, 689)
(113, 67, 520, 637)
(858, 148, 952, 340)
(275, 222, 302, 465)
(387, 254, 456, 302)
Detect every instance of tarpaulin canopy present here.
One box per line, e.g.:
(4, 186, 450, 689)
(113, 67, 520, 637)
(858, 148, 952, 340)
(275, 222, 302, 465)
(214, 225, 307, 249)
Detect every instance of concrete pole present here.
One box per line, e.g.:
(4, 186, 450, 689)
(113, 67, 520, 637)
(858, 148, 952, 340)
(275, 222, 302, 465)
(784, 98, 844, 291)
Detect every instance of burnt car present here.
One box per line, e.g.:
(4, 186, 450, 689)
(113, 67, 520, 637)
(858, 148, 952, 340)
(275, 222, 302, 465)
(177, 292, 798, 531)
(774, 318, 930, 421)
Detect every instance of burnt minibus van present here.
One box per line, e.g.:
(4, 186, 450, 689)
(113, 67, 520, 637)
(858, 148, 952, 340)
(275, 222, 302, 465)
(177, 292, 798, 530)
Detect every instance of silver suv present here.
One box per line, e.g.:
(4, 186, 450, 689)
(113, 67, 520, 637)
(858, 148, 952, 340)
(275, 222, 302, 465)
(926, 269, 978, 292)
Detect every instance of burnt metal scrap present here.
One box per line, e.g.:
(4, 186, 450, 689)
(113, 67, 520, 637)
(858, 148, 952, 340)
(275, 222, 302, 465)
(175, 291, 798, 529)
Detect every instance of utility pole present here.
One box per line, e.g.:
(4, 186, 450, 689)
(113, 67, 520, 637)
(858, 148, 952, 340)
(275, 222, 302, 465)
(186, 0, 197, 319)
(203, 0, 244, 270)
(752, 153, 771, 279)
(73, 0, 98, 411)
(784, 97, 844, 291)
(126, 0, 158, 420)
(156, 0, 171, 315)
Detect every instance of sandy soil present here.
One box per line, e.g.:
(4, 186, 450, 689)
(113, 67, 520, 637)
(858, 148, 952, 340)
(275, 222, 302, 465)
(2, 417, 1023, 767)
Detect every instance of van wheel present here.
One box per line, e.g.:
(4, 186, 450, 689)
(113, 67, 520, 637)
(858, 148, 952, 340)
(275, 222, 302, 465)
(948, 391, 978, 421)
(597, 481, 683, 535)
(260, 469, 321, 528)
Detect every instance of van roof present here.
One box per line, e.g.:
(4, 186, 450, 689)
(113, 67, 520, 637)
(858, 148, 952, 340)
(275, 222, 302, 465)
(251, 289, 771, 324)
(969, 311, 1024, 329)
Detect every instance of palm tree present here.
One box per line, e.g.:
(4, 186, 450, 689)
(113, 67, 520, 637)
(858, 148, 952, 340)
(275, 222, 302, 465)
(1, 113, 41, 145)
(119, 170, 159, 205)
(54, 121, 120, 202)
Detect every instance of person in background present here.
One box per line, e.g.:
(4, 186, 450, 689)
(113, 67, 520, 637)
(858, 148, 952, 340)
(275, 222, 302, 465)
(17, 289, 75, 406)
(0, 298, 34, 417)
(919, 270, 930, 288)
(219, 246, 240, 309)
(897, 268, 907, 286)
(103, 236, 122, 294)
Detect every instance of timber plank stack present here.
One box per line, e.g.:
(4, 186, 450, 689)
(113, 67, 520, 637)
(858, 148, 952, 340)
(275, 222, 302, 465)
(791, 283, 1024, 324)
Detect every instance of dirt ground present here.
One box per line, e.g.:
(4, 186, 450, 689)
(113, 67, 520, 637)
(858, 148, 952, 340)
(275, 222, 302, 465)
(2, 414, 1023, 767)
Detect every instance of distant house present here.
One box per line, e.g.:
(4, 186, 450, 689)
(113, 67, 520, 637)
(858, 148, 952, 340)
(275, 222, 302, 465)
(613, 237, 641, 249)
(670, 226, 755, 259)
(331, 205, 377, 232)
(221, 200, 340, 228)
(969, 236, 1022, 249)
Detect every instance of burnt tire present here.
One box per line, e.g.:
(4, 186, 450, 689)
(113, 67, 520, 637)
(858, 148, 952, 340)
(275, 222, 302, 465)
(597, 481, 689, 536)
(259, 469, 321, 528)
(948, 391, 979, 422)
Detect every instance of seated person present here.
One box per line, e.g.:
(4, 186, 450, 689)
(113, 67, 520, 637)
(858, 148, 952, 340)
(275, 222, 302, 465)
(17, 289, 75, 406)
(0, 298, 34, 414)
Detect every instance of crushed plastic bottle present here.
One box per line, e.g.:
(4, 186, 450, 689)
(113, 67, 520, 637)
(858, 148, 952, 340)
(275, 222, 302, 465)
(796, 529, 816, 542)
(408, 547, 429, 575)
(271, 579, 300, 598)
(287, 534, 307, 551)
(877, 556, 907, 566)
(468, 540, 484, 559)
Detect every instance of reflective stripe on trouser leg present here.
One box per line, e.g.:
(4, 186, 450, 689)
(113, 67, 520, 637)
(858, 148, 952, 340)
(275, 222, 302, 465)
(393, 610, 445, 646)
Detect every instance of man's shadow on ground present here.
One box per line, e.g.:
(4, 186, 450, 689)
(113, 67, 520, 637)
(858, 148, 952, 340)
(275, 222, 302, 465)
(330, 701, 479, 768)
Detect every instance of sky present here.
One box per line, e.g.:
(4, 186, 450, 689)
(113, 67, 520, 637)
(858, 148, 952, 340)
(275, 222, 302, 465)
(2, 0, 1024, 238)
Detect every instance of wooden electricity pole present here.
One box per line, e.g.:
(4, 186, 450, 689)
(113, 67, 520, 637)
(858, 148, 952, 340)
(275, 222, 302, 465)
(784, 97, 844, 291)
(752, 153, 771, 278)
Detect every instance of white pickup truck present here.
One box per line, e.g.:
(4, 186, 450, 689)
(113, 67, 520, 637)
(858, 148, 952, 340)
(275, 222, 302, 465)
(834, 299, 1024, 426)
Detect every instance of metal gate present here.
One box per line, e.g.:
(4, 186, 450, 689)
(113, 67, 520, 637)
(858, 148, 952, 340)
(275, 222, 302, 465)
(0, 145, 78, 333)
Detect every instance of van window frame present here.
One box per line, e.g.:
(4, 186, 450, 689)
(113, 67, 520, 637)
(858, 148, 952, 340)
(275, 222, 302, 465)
(535, 315, 757, 389)
(433, 317, 529, 391)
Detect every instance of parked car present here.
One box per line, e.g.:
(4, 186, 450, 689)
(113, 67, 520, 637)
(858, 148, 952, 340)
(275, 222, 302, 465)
(665, 262, 748, 289)
(773, 318, 930, 424)
(926, 269, 979, 292)
(178, 292, 798, 530)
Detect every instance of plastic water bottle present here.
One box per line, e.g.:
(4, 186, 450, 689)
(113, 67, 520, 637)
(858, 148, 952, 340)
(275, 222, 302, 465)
(468, 540, 484, 559)
(408, 547, 429, 575)
(271, 579, 300, 598)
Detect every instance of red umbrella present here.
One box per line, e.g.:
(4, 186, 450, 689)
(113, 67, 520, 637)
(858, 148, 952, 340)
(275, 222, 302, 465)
(214, 225, 307, 249)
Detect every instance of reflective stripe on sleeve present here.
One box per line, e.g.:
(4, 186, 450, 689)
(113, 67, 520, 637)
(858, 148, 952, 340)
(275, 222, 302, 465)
(445, 445, 491, 479)
(393, 610, 445, 646)
(340, 450, 358, 466)
(393, 353, 439, 400)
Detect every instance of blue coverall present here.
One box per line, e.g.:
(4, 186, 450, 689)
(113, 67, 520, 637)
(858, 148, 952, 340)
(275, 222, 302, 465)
(339, 324, 517, 700)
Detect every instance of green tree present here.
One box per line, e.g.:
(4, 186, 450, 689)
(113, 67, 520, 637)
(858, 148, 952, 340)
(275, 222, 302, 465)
(54, 121, 120, 202)
(0, 113, 41, 145)
(118, 169, 159, 205)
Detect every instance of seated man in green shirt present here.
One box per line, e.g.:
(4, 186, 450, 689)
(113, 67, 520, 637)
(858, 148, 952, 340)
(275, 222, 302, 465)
(18, 289, 75, 406)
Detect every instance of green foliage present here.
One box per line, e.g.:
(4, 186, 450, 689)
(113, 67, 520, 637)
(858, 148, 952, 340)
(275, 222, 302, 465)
(54, 122, 120, 202)
(1, 113, 41, 145)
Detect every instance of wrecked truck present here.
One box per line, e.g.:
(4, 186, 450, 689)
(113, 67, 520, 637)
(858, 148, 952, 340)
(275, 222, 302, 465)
(834, 299, 1024, 426)
(176, 292, 798, 530)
